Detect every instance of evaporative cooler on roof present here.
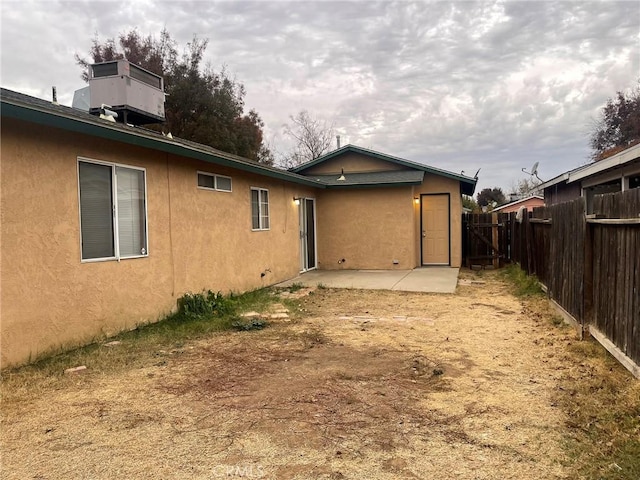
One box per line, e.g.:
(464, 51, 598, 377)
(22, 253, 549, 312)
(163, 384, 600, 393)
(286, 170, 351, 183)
(88, 59, 165, 125)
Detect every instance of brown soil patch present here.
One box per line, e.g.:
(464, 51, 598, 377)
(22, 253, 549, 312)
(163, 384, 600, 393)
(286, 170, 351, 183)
(1, 271, 574, 479)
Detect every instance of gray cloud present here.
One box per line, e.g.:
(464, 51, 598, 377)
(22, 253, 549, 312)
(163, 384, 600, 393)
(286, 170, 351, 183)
(1, 0, 638, 194)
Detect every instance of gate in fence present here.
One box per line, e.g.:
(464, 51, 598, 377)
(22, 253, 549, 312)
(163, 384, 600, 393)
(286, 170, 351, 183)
(463, 189, 640, 378)
(461, 212, 511, 269)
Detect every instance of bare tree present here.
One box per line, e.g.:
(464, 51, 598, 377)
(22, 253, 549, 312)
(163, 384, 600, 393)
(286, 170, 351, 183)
(280, 111, 335, 168)
(508, 177, 542, 198)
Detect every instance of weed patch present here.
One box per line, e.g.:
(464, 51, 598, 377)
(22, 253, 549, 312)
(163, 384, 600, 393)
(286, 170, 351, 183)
(1, 288, 282, 383)
(232, 319, 268, 331)
(287, 282, 305, 293)
(177, 290, 234, 318)
(501, 264, 544, 297)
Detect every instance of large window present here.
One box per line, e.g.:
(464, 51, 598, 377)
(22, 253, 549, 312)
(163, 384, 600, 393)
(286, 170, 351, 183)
(251, 188, 270, 230)
(78, 159, 148, 261)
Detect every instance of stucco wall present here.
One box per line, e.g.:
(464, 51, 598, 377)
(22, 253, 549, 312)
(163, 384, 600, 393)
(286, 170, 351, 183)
(315, 187, 415, 270)
(1, 119, 312, 367)
(301, 152, 405, 175)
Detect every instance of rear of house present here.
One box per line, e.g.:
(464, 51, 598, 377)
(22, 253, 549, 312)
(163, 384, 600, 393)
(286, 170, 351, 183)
(1, 88, 319, 367)
(1, 89, 475, 367)
(292, 146, 476, 270)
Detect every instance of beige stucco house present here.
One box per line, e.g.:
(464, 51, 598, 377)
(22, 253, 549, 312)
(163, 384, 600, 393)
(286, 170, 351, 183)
(291, 145, 476, 270)
(1, 88, 476, 367)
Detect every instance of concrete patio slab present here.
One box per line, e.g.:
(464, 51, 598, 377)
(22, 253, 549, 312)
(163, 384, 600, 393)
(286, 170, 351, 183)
(276, 267, 459, 293)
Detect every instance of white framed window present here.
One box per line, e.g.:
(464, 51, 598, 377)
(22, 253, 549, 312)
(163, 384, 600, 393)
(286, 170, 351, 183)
(251, 187, 270, 230)
(197, 171, 232, 192)
(78, 158, 148, 262)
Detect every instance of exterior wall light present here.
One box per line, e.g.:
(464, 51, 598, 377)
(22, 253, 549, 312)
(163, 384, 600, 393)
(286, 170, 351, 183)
(414, 197, 420, 204)
(293, 197, 301, 205)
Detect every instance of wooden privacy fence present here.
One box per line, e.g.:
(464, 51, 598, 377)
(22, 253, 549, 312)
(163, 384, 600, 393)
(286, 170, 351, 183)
(588, 191, 640, 374)
(463, 188, 640, 378)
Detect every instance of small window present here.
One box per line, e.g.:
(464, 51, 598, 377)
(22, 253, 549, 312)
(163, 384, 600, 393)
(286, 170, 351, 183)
(198, 172, 232, 192)
(251, 188, 270, 230)
(78, 159, 148, 261)
(216, 175, 232, 192)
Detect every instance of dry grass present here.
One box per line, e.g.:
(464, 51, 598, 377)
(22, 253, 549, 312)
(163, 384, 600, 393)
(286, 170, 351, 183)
(554, 335, 640, 480)
(505, 266, 640, 480)
(1, 269, 637, 479)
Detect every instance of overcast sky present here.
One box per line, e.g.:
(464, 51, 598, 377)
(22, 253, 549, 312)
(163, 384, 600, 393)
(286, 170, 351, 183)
(2, 1, 639, 194)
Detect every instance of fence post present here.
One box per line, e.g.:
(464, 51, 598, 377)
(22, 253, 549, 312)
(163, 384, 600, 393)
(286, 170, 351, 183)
(492, 212, 499, 269)
(583, 216, 593, 340)
(525, 212, 533, 274)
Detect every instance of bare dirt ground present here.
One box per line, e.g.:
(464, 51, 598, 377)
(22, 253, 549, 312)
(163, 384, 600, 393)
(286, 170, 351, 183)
(1, 271, 575, 479)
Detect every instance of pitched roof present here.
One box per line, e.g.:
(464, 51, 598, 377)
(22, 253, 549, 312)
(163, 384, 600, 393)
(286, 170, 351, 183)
(537, 143, 640, 190)
(309, 170, 425, 187)
(492, 195, 544, 212)
(0, 88, 324, 188)
(291, 144, 477, 195)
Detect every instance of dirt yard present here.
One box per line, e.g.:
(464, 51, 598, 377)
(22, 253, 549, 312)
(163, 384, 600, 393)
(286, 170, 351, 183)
(1, 271, 576, 479)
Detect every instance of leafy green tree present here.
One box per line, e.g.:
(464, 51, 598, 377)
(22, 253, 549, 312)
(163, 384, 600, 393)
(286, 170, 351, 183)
(462, 195, 480, 212)
(476, 187, 506, 210)
(590, 81, 640, 161)
(76, 29, 272, 163)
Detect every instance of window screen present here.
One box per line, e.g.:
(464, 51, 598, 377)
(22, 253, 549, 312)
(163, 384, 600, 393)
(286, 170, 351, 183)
(79, 160, 148, 260)
(79, 162, 115, 259)
(198, 173, 215, 189)
(216, 176, 232, 192)
(116, 167, 147, 257)
(198, 172, 232, 192)
(251, 188, 269, 230)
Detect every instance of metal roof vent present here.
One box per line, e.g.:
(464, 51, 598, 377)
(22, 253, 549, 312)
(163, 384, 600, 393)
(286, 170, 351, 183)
(87, 59, 165, 125)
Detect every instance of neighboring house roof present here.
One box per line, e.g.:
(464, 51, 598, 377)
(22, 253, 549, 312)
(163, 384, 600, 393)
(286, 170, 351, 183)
(309, 170, 425, 188)
(290, 144, 477, 195)
(492, 195, 544, 212)
(0, 88, 324, 188)
(537, 143, 640, 190)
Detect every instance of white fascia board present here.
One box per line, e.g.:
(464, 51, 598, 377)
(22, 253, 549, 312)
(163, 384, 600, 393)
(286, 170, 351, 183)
(568, 144, 640, 183)
(537, 172, 570, 190)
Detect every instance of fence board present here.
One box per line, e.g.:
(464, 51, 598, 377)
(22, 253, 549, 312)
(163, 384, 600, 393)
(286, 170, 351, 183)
(464, 188, 639, 374)
(591, 189, 640, 366)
